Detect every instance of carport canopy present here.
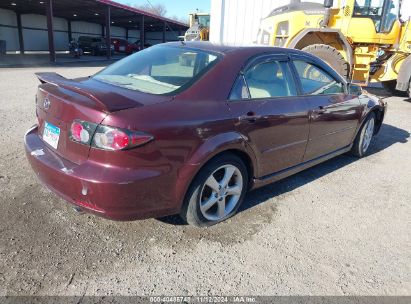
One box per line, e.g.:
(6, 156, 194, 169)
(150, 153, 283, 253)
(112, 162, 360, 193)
(0, 0, 188, 61)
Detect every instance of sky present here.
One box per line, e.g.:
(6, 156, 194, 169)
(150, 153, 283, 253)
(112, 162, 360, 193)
(117, 0, 211, 21)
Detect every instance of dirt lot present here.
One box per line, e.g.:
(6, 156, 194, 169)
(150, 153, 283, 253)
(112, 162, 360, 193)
(0, 66, 410, 296)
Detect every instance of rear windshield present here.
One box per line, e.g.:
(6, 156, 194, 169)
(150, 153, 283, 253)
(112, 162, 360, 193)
(93, 45, 220, 95)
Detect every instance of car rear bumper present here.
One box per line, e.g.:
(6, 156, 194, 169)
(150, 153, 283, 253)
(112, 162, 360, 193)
(24, 126, 179, 221)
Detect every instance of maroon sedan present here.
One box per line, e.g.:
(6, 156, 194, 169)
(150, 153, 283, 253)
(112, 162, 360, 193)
(25, 42, 387, 226)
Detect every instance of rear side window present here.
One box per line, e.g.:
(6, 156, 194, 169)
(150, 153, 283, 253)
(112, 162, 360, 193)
(293, 60, 344, 95)
(244, 61, 297, 99)
(229, 76, 250, 100)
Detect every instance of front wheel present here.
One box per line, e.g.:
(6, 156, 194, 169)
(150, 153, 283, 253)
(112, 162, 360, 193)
(180, 154, 248, 227)
(350, 113, 376, 157)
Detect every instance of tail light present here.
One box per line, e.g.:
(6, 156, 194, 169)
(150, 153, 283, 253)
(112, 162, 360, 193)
(69, 120, 153, 151)
(69, 120, 98, 145)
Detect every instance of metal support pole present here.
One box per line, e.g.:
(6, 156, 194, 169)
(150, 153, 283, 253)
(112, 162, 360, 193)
(45, 0, 56, 62)
(68, 20, 72, 42)
(105, 6, 111, 59)
(140, 15, 145, 50)
(126, 28, 129, 41)
(162, 21, 166, 43)
(16, 12, 24, 54)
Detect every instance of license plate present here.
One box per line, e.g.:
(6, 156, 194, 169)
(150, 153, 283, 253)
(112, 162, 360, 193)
(43, 121, 60, 149)
(119, 46, 126, 51)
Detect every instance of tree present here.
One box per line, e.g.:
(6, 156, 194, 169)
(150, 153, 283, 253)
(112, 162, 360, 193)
(135, 3, 167, 17)
(170, 15, 189, 24)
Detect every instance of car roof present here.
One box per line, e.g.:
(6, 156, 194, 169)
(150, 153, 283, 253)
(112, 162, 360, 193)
(161, 41, 346, 83)
(163, 41, 307, 56)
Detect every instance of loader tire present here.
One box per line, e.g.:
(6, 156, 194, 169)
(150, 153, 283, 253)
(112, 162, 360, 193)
(382, 80, 407, 97)
(302, 44, 350, 80)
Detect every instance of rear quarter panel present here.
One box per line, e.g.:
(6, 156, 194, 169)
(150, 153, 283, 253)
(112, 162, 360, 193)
(356, 92, 386, 136)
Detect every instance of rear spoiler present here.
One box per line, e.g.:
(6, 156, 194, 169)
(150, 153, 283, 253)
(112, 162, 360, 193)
(35, 72, 139, 112)
(36, 72, 69, 85)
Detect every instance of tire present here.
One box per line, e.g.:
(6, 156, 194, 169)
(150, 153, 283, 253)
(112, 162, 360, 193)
(382, 80, 406, 97)
(382, 80, 397, 95)
(302, 44, 350, 80)
(180, 153, 249, 227)
(350, 112, 376, 158)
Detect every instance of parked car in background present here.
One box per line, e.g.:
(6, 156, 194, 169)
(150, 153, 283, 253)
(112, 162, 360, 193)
(78, 36, 114, 56)
(25, 42, 386, 227)
(111, 38, 152, 55)
(111, 38, 140, 54)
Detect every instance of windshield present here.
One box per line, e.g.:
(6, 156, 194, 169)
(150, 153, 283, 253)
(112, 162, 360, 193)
(197, 15, 210, 27)
(94, 45, 219, 95)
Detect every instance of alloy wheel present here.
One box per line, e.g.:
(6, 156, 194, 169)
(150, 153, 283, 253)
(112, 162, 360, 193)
(199, 165, 243, 222)
(362, 117, 375, 153)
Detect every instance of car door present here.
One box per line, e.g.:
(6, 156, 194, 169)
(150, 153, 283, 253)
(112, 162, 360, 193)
(290, 57, 363, 161)
(228, 54, 311, 178)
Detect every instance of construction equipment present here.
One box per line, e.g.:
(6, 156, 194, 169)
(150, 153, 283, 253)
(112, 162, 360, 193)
(184, 12, 210, 41)
(257, 0, 411, 97)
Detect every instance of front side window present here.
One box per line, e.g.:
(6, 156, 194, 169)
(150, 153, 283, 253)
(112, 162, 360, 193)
(93, 45, 219, 95)
(381, 0, 400, 32)
(293, 60, 344, 95)
(242, 61, 297, 99)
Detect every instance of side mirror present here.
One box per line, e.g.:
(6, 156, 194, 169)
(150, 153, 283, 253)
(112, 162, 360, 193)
(348, 83, 363, 96)
(324, 0, 334, 8)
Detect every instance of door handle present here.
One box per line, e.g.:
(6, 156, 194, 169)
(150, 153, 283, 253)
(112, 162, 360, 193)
(239, 111, 265, 123)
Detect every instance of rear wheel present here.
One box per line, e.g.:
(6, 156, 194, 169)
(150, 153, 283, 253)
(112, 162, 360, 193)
(302, 44, 349, 80)
(180, 153, 248, 227)
(350, 113, 376, 158)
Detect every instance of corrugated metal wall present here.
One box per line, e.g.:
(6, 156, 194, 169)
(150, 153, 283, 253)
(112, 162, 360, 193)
(22, 14, 68, 51)
(210, 0, 290, 44)
(0, 8, 180, 52)
(71, 21, 101, 39)
(0, 8, 19, 51)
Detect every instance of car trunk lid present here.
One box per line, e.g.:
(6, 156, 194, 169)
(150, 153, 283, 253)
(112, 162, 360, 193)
(35, 72, 170, 164)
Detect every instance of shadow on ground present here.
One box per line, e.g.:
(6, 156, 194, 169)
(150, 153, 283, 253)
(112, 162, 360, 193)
(159, 123, 409, 226)
(239, 123, 409, 214)
(365, 86, 409, 100)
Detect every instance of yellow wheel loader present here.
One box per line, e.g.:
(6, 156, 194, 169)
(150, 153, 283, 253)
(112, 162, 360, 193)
(184, 13, 210, 41)
(257, 0, 411, 97)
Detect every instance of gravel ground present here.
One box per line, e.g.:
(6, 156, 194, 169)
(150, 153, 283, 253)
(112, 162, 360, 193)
(0, 66, 410, 296)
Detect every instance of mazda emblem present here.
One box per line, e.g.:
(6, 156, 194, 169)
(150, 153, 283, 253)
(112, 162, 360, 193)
(43, 98, 51, 110)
